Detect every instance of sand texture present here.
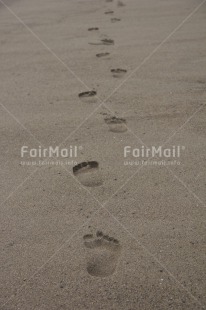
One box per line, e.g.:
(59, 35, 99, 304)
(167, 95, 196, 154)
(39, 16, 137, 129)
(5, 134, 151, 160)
(0, 0, 206, 309)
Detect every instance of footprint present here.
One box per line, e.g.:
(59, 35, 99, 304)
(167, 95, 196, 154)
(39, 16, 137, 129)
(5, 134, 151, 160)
(83, 231, 121, 277)
(101, 38, 114, 45)
(104, 116, 127, 133)
(117, 0, 125, 7)
(104, 10, 114, 14)
(73, 161, 103, 187)
(111, 68, 127, 78)
(96, 52, 110, 58)
(78, 90, 97, 103)
(89, 38, 114, 46)
(88, 27, 99, 31)
(111, 17, 121, 23)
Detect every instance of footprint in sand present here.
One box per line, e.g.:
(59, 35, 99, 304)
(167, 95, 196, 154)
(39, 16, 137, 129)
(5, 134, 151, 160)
(101, 38, 114, 45)
(89, 38, 114, 46)
(78, 91, 97, 103)
(105, 116, 127, 133)
(111, 17, 121, 23)
(117, 0, 125, 7)
(88, 27, 99, 31)
(111, 68, 127, 78)
(73, 161, 103, 187)
(104, 10, 114, 14)
(96, 52, 110, 58)
(83, 231, 121, 277)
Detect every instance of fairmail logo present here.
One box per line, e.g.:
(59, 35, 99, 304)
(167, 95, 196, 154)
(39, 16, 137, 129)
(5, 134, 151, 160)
(124, 145, 185, 158)
(21, 145, 80, 158)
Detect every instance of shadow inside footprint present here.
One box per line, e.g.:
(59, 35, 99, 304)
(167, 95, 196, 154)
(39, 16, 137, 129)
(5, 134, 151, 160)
(111, 68, 127, 78)
(105, 116, 127, 133)
(101, 38, 114, 45)
(104, 10, 114, 14)
(96, 52, 110, 58)
(83, 231, 121, 277)
(78, 91, 97, 103)
(73, 161, 103, 187)
(88, 27, 99, 31)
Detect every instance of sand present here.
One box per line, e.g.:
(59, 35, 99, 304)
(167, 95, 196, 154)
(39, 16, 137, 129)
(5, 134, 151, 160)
(0, 0, 206, 309)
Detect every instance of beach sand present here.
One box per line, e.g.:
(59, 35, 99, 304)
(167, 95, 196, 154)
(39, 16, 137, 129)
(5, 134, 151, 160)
(0, 0, 206, 309)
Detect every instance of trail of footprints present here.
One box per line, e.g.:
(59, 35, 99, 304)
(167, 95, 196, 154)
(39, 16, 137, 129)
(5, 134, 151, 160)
(83, 231, 121, 277)
(75, 0, 126, 277)
(75, 0, 128, 188)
